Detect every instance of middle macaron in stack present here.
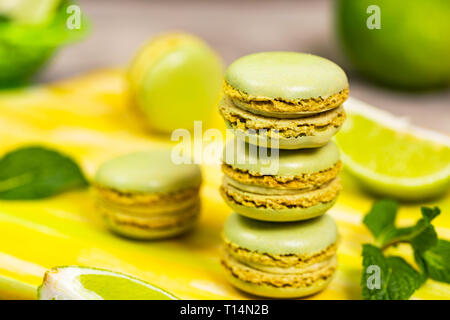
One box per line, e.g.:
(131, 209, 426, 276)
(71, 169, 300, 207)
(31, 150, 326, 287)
(221, 139, 342, 222)
(219, 51, 348, 298)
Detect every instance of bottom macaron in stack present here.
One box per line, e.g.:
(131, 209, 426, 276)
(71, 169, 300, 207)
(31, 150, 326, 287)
(221, 213, 338, 298)
(93, 149, 202, 240)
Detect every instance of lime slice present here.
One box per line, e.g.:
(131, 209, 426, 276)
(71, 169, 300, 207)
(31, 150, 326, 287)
(38, 266, 177, 300)
(0, 0, 61, 25)
(336, 97, 450, 200)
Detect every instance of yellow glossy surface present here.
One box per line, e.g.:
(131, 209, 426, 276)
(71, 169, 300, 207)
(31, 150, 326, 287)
(0, 70, 449, 300)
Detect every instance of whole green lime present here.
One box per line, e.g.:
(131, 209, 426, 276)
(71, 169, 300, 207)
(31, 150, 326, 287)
(128, 32, 223, 134)
(336, 0, 450, 89)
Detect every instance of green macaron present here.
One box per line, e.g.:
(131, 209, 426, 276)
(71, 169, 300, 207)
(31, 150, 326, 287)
(94, 149, 202, 240)
(220, 52, 348, 149)
(128, 32, 223, 133)
(221, 213, 338, 298)
(221, 139, 342, 221)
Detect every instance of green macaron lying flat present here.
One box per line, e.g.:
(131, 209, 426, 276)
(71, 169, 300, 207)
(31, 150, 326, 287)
(220, 52, 348, 149)
(221, 213, 338, 298)
(94, 149, 202, 240)
(221, 139, 342, 222)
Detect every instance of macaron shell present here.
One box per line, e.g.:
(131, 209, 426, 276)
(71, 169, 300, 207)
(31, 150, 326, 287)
(102, 204, 199, 240)
(223, 270, 333, 298)
(221, 161, 342, 190)
(129, 33, 223, 133)
(228, 88, 348, 118)
(223, 138, 340, 176)
(223, 213, 338, 256)
(95, 149, 202, 193)
(104, 215, 198, 240)
(95, 191, 199, 216)
(222, 196, 337, 222)
(225, 52, 348, 100)
(227, 124, 341, 150)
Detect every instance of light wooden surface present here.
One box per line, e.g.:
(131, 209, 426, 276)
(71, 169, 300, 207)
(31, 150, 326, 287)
(39, 0, 450, 132)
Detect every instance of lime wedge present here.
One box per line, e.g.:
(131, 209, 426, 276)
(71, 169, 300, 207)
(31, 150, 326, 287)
(38, 266, 177, 300)
(0, 0, 61, 25)
(336, 97, 450, 200)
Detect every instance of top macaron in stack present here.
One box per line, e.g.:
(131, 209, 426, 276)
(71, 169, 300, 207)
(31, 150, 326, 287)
(218, 52, 348, 298)
(219, 51, 348, 150)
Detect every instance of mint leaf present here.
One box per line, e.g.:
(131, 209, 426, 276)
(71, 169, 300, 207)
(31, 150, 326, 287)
(363, 199, 398, 240)
(361, 202, 446, 300)
(420, 206, 441, 221)
(380, 207, 440, 250)
(362, 244, 422, 300)
(415, 239, 450, 283)
(0, 146, 88, 199)
(410, 225, 438, 253)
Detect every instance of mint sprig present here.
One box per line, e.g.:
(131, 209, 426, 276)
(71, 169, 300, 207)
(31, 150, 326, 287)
(415, 239, 450, 283)
(362, 244, 423, 300)
(361, 200, 449, 300)
(0, 146, 88, 199)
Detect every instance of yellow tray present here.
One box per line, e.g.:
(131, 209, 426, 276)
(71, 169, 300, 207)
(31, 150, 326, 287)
(0, 70, 449, 300)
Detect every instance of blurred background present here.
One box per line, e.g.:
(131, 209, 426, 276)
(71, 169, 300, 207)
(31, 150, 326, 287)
(29, 0, 449, 132)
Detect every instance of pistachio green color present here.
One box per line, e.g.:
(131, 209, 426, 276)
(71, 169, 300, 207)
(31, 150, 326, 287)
(223, 196, 337, 222)
(224, 271, 333, 299)
(223, 139, 340, 176)
(225, 52, 348, 100)
(223, 213, 338, 256)
(103, 205, 199, 240)
(224, 122, 341, 150)
(95, 149, 201, 193)
(131, 33, 223, 133)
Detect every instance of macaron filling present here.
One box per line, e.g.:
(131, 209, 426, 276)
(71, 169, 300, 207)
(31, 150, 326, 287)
(219, 97, 346, 139)
(95, 184, 199, 204)
(102, 202, 200, 230)
(95, 186, 201, 239)
(221, 161, 342, 190)
(222, 250, 337, 288)
(103, 205, 199, 240)
(224, 81, 349, 117)
(224, 239, 338, 269)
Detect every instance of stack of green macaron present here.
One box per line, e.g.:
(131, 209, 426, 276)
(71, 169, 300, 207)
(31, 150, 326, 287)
(218, 52, 348, 298)
(94, 149, 202, 240)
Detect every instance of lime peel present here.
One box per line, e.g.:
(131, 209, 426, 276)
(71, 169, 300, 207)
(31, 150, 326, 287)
(38, 266, 177, 300)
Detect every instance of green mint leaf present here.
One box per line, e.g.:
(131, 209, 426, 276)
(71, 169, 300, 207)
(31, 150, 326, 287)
(363, 199, 398, 240)
(0, 146, 88, 200)
(380, 206, 440, 250)
(362, 244, 422, 300)
(415, 239, 450, 284)
(410, 225, 438, 253)
(420, 206, 441, 221)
